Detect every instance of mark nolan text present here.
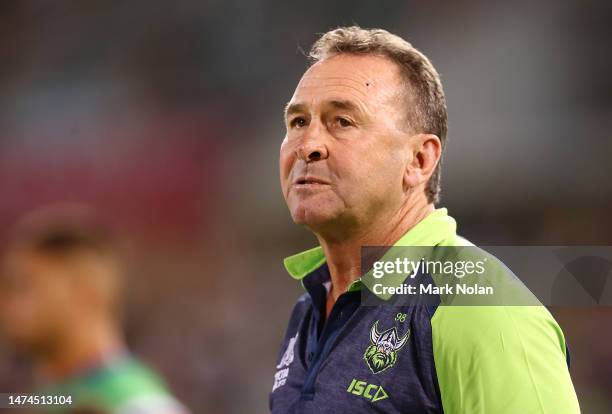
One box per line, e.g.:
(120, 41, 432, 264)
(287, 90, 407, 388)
(373, 283, 494, 296)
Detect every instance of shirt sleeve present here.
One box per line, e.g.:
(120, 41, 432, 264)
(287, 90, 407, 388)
(431, 305, 581, 413)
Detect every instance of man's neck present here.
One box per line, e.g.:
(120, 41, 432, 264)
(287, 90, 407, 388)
(317, 200, 434, 304)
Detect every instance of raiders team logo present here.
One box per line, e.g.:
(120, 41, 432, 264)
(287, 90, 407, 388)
(363, 320, 410, 374)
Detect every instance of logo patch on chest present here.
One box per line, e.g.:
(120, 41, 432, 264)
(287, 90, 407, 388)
(347, 378, 389, 402)
(363, 320, 410, 374)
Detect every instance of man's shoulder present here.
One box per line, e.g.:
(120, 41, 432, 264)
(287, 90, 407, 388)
(39, 356, 187, 412)
(439, 232, 473, 247)
(276, 292, 312, 336)
(431, 305, 563, 350)
(295, 291, 311, 304)
(287, 292, 313, 320)
(430, 234, 564, 349)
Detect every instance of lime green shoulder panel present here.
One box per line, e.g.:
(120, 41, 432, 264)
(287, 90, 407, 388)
(432, 305, 580, 413)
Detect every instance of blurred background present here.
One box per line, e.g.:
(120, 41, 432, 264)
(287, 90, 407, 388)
(0, 0, 611, 413)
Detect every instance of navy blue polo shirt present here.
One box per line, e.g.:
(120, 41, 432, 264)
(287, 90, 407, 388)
(269, 209, 580, 414)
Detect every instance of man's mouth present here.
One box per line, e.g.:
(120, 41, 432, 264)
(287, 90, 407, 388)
(292, 176, 331, 187)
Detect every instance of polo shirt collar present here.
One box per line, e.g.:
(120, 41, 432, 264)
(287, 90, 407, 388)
(283, 208, 457, 291)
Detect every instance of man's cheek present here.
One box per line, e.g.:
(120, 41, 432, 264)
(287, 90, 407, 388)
(279, 148, 295, 174)
(279, 165, 292, 196)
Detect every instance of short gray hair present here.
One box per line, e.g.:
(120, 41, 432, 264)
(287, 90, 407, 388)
(309, 26, 448, 204)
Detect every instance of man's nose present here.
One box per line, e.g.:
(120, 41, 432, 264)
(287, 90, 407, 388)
(296, 125, 329, 162)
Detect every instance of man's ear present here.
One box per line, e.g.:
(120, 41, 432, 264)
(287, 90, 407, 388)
(403, 134, 442, 191)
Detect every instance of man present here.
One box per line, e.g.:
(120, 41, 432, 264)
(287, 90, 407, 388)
(270, 26, 580, 413)
(0, 206, 189, 414)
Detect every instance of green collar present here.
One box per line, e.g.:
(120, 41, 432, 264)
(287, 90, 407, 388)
(283, 208, 458, 292)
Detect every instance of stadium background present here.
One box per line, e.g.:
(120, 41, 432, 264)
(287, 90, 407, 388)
(0, 1, 611, 412)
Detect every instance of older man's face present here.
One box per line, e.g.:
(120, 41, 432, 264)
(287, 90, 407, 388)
(280, 54, 412, 235)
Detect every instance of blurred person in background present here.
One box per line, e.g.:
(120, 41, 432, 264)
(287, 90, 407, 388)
(0, 205, 189, 414)
(271, 26, 580, 413)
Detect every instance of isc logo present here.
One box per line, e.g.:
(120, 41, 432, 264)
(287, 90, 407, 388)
(346, 378, 389, 402)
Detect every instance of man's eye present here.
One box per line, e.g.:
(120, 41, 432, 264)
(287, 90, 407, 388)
(335, 117, 353, 128)
(290, 117, 306, 128)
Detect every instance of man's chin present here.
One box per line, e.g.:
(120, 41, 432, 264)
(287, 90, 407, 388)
(290, 205, 337, 230)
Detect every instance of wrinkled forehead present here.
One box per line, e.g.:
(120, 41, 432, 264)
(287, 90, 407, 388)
(290, 54, 403, 107)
